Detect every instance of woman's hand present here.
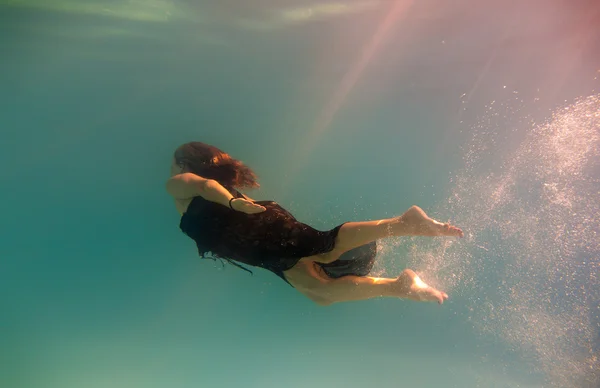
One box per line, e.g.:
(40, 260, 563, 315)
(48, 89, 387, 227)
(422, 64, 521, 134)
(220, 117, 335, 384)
(231, 198, 267, 214)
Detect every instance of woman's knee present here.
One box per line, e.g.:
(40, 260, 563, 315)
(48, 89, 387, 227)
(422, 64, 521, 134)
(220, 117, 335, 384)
(306, 293, 333, 306)
(298, 274, 337, 306)
(284, 261, 335, 305)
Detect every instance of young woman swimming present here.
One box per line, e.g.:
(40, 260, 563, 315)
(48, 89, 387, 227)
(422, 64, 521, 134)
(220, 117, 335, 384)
(167, 142, 463, 306)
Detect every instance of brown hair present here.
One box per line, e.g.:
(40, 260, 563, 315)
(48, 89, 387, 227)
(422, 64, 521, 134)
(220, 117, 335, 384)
(174, 142, 259, 189)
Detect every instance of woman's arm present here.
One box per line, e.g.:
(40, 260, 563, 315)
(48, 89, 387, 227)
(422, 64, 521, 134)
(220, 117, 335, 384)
(166, 173, 266, 213)
(167, 173, 233, 206)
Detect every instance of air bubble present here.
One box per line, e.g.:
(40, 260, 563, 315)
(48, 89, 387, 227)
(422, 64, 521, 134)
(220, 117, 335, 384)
(403, 93, 600, 387)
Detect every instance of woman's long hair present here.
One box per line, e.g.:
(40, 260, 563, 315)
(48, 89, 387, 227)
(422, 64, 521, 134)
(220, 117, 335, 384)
(174, 142, 259, 189)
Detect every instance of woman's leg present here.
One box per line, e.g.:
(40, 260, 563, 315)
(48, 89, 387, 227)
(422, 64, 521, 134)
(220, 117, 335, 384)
(313, 205, 463, 264)
(283, 260, 448, 306)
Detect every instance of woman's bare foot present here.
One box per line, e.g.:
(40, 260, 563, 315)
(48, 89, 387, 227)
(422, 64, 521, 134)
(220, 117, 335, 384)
(394, 269, 449, 304)
(395, 206, 464, 238)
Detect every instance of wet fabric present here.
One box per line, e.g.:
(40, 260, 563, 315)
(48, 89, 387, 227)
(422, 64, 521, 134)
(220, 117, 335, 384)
(317, 241, 377, 279)
(179, 188, 376, 284)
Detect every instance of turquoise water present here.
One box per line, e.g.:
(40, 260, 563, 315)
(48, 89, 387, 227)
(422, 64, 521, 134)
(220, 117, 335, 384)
(2, 1, 599, 387)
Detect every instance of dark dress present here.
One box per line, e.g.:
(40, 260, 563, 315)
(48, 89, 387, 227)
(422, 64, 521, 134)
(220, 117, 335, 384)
(179, 188, 377, 285)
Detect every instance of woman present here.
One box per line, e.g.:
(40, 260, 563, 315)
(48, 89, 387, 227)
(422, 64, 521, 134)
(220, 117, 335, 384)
(167, 142, 463, 306)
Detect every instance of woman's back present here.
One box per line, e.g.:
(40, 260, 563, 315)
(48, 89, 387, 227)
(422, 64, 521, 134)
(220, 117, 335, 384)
(179, 190, 342, 275)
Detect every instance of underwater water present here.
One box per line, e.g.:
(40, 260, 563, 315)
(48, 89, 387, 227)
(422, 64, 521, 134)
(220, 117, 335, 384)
(1, 1, 599, 387)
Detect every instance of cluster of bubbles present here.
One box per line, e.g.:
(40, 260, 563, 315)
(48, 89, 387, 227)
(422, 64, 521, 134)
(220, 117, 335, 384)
(390, 94, 599, 387)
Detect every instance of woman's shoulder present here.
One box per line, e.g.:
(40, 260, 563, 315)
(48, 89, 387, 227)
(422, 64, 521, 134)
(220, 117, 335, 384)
(166, 173, 210, 200)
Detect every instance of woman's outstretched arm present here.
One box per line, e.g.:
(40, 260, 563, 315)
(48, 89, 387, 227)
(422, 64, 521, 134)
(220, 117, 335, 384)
(166, 173, 265, 213)
(167, 173, 233, 205)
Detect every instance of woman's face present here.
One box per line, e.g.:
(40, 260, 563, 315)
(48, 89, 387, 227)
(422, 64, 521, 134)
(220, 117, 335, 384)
(170, 158, 184, 176)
